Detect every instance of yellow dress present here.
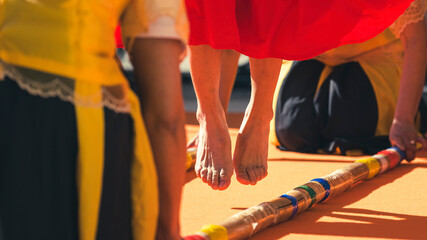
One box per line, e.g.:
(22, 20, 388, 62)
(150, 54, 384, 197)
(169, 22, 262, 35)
(0, 0, 187, 239)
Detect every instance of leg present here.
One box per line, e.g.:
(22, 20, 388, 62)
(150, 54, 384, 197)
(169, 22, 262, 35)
(187, 49, 240, 148)
(233, 57, 282, 185)
(188, 44, 233, 190)
(219, 50, 241, 111)
(131, 39, 187, 240)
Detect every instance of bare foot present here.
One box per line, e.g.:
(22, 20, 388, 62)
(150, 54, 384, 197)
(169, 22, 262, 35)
(233, 114, 270, 185)
(195, 111, 233, 190)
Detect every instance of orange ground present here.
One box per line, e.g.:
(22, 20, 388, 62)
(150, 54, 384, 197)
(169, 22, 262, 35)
(181, 113, 427, 240)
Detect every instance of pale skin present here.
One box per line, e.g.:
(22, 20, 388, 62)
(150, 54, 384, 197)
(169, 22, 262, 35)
(131, 38, 187, 240)
(187, 49, 241, 149)
(188, 45, 281, 190)
(189, 17, 427, 178)
(390, 18, 427, 161)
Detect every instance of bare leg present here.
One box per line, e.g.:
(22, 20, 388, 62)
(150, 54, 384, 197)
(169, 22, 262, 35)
(233, 57, 282, 185)
(219, 50, 241, 111)
(188, 45, 234, 190)
(187, 49, 240, 149)
(131, 39, 186, 240)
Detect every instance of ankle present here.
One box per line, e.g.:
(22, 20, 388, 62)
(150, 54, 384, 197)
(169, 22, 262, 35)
(243, 101, 273, 121)
(243, 111, 273, 128)
(196, 106, 227, 126)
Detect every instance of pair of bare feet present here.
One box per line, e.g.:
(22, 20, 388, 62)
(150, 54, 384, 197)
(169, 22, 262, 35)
(188, 107, 271, 190)
(186, 46, 281, 190)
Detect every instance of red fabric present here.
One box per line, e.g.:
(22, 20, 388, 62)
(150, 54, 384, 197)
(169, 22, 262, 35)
(185, 0, 413, 60)
(115, 25, 124, 49)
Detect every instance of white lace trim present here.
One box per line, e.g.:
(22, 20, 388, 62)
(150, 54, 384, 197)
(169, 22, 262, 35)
(389, 0, 427, 38)
(1, 64, 131, 113)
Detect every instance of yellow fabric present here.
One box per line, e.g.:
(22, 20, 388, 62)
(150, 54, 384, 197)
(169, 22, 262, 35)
(359, 61, 401, 135)
(0, 1, 168, 238)
(0, 0, 188, 110)
(75, 82, 105, 240)
(74, 82, 159, 240)
(0, 0, 127, 84)
(356, 157, 381, 179)
(200, 224, 228, 240)
(315, 65, 333, 95)
(186, 152, 194, 170)
(315, 29, 399, 66)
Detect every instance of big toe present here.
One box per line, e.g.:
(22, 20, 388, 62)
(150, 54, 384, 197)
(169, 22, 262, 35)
(199, 168, 208, 183)
(236, 167, 267, 185)
(218, 179, 231, 190)
(255, 166, 267, 181)
(217, 169, 231, 190)
(246, 168, 258, 185)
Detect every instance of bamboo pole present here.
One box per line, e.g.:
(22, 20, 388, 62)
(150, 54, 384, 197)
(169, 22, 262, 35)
(183, 146, 412, 240)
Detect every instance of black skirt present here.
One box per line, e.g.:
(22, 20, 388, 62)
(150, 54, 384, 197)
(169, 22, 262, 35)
(0, 76, 133, 240)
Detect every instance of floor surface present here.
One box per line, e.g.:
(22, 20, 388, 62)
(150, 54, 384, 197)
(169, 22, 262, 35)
(181, 112, 427, 240)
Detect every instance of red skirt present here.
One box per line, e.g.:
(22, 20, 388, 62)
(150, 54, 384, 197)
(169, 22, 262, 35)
(185, 0, 412, 60)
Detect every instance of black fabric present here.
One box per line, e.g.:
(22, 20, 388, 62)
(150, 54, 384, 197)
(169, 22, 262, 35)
(275, 60, 325, 153)
(0, 77, 134, 240)
(0, 77, 79, 240)
(419, 74, 427, 134)
(96, 109, 133, 240)
(419, 96, 427, 135)
(314, 62, 378, 141)
(324, 136, 391, 155)
(0, 215, 3, 240)
(275, 60, 383, 155)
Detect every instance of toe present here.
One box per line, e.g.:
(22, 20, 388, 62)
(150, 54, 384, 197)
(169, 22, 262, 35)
(246, 168, 258, 185)
(218, 179, 231, 190)
(257, 166, 268, 180)
(211, 170, 219, 190)
(236, 169, 251, 185)
(218, 169, 231, 190)
(206, 169, 213, 187)
(194, 165, 202, 178)
(199, 168, 208, 183)
(252, 167, 262, 181)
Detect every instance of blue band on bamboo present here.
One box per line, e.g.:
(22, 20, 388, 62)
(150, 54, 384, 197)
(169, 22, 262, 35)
(389, 147, 406, 161)
(279, 194, 298, 218)
(295, 185, 317, 208)
(311, 178, 330, 202)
